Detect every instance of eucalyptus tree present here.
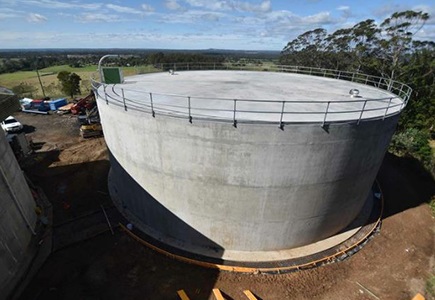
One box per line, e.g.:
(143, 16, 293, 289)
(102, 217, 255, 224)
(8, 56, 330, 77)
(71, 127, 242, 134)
(280, 28, 328, 67)
(379, 10, 429, 80)
(398, 40, 435, 133)
(349, 19, 380, 73)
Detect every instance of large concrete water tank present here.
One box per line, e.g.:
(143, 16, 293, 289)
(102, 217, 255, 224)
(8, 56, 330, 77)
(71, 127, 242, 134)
(0, 88, 37, 297)
(94, 66, 410, 258)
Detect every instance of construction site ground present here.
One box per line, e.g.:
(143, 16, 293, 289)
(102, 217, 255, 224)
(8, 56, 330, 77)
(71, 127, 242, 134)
(15, 111, 435, 300)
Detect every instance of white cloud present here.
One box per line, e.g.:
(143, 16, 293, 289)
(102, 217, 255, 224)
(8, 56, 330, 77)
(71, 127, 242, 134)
(141, 3, 154, 12)
(75, 13, 122, 23)
(0, 7, 23, 19)
(165, 0, 185, 11)
(263, 10, 335, 26)
(161, 10, 225, 24)
(18, 0, 102, 10)
(27, 13, 47, 23)
(337, 5, 352, 19)
(236, 0, 271, 13)
(183, 0, 271, 13)
(412, 5, 435, 25)
(0, 29, 285, 49)
(106, 4, 141, 14)
(414, 27, 435, 40)
(373, 4, 405, 19)
(0, 13, 15, 20)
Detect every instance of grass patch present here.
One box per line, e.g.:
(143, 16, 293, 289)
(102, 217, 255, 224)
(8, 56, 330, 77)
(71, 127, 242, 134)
(429, 196, 435, 217)
(40, 64, 98, 73)
(0, 64, 155, 99)
(430, 140, 435, 158)
(427, 275, 435, 299)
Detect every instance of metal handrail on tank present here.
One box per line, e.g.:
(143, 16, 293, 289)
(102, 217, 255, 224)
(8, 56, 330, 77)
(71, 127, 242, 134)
(91, 63, 412, 127)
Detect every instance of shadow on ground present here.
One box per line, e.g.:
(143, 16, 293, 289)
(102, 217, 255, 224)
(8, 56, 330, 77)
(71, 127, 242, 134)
(22, 124, 36, 134)
(19, 150, 221, 300)
(18, 149, 435, 300)
(378, 152, 435, 219)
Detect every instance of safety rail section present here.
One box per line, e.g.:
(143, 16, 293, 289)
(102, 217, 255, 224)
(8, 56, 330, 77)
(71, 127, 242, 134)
(91, 63, 412, 127)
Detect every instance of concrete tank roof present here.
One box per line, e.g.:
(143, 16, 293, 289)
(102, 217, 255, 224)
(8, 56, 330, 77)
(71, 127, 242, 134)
(104, 70, 404, 123)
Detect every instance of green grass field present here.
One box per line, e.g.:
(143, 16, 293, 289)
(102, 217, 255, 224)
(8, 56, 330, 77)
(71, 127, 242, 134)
(0, 62, 278, 99)
(0, 64, 143, 99)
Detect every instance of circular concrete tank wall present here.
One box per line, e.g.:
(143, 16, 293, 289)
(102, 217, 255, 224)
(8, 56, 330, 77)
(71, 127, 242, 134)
(0, 89, 37, 297)
(95, 68, 409, 256)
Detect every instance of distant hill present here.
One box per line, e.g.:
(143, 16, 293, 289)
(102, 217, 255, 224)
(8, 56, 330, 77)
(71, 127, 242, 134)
(0, 48, 280, 59)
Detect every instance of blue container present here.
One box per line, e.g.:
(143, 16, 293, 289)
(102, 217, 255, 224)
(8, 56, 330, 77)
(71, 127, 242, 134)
(38, 104, 50, 112)
(49, 98, 67, 111)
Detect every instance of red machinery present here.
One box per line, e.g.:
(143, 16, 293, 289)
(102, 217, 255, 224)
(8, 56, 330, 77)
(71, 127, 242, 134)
(71, 92, 96, 115)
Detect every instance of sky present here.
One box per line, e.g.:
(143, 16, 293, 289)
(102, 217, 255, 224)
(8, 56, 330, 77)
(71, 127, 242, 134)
(0, 0, 434, 50)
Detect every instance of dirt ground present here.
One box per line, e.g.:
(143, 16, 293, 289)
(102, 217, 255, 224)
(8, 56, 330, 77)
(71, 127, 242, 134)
(13, 111, 435, 300)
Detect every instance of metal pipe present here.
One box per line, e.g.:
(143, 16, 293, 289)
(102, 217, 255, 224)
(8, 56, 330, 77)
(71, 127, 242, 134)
(122, 88, 127, 111)
(279, 101, 285, 130)
(150, 93, 155, 117)
(233, 99, 237, 128)
(322, 101, 330, 127)
(188, 96, 192, 123)
(383, 98, 393, 120)
(98, 54, 119, 83)
(357, 100, 368, 125)
(104, 85, 108, 105)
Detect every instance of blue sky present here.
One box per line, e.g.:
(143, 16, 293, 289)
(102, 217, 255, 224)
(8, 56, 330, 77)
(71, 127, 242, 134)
(0, 0, 434, 50)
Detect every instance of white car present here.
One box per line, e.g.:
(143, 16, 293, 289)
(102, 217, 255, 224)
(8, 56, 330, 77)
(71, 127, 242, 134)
(1, 116, 23, 133)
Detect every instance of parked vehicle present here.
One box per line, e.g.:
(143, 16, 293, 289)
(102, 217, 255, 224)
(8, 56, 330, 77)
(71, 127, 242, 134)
(1, 116, 23, 133)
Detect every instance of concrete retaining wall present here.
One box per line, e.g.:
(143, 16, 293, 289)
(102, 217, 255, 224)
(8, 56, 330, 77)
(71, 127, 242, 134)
(98, 96, 398, 253)
(0, 89, 19, 122)
(0, 131, 37, 297)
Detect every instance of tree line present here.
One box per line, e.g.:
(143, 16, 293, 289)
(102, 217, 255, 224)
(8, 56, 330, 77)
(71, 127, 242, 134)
(279, 10, 434, 173)
(0, 51, 252, 74)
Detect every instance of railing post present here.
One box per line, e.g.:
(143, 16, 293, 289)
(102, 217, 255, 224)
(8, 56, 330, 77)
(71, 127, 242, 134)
(173, 63, 176, 72)
(400, 99, 405, 111)
(338, 71, 341, 79)
(357, 100, 368, 125)
(322, 101, 330, 127)
(387, 79, 393, 91)
(188, 96, 192, 123)
(365, 75, 369, 84)
(233, 99, 237, 128)
(121, 88, 127, 111)
(149, 92, 155, 117)
(398, 84, 404, 99)
(279, 101, 285, 130)
(351, 72, 355, 82)
(378, 77, 382, 88)
(383, 97, 393, 120)
(104, 84, 108, 105)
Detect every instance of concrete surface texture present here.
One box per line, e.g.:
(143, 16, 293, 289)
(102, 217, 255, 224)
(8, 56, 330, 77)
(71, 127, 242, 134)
(0, 131, 37, 297)
(97, 70, 402, 255)
(105, 71, 403, 123)
(0, 88, 19, 122)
